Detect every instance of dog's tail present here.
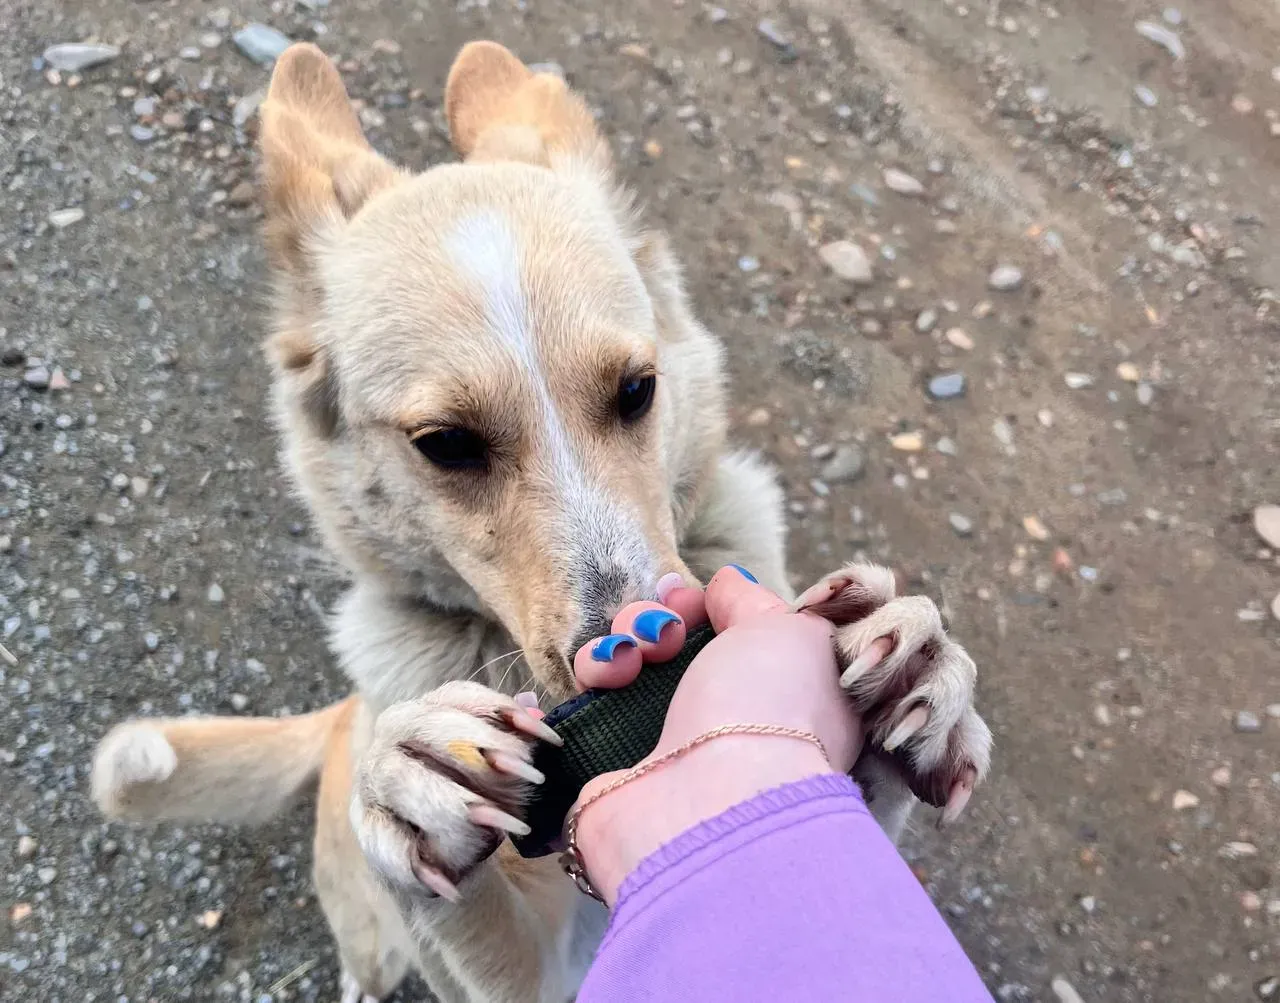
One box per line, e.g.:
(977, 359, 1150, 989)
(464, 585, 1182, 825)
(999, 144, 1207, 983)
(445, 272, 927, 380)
(91, 697, 358, 825)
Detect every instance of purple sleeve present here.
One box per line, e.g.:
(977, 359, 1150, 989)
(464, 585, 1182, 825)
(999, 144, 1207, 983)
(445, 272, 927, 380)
(579, 773, 993, 1002)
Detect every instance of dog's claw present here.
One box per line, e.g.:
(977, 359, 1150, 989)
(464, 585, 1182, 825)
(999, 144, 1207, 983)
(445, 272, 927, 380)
(468, 803, 532, 836)
(938, 768, 977, 827)
(486, 750, 545, 784)
(883, 704, 930, 752)
(795, 576, 853, 613)
(839, 635, 894, 687)
(412, 860, 461, 902)
(505, 707, 564, 746)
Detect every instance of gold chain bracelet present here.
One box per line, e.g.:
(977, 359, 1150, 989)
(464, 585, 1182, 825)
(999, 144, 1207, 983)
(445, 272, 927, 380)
(560, 723, 828, 902)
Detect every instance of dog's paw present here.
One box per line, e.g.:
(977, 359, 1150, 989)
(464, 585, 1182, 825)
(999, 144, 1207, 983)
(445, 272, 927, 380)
(91, 722, 179, 816)
(352, 681, 558, 903)
(797, 564, 992, 824)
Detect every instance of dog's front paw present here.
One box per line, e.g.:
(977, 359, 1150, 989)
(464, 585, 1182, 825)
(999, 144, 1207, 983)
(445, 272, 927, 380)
(352, 681, 558, 902)
(797, 564, 992, 824)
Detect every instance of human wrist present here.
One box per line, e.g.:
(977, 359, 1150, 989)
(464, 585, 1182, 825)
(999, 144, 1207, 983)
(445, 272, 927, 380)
(573, 734, 832, 906)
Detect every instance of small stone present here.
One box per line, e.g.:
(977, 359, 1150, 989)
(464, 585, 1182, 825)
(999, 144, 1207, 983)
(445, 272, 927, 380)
(948, 512, 974, 537)
(233, 89, 266, 128)
(48, 207, 85, 228)
(915, 308, 938, 333)
(1256, 975, 1279, 1000)
(643, 138, 663, 160)
(23, 365, 51, 389)
(1135, 19, 1185, 60)
(1171, 789, 1200, 811)
(927, 372, 966, 400)
(1078, 895, 1096, 914)
(1134, 84, 1159, 107)
(1064, 372, 1094, 389)
(227, 181, 256, 207)
(130, 124, 156, 144)
(234, 23, 292, 66)
(819, 241, 873, 284)
(37, 866, 57, 885)
(756, 19, 795, 54)
(11, 902, 33, 925)
(1022, 515, 1049, 541)
(207, 583, 226, 604)
(1093, 704, 1112, 726)
(1050, 976, 1084, 1003)
(179, 46, 202, 61)
(143, 631, 159, 652)
(1, 347, 25, 367)
(230, 693, 249, 711)
(945, 327, 974, 351)
(745, 407, 771, 426)
(936, 436, 957, 457)
(200, 32, 223, 49)
(1136, 382, 1154, 405)
(199, 909, 223, 929)
(1116, 361, 1140, 382)
(883, 168, 925, 196)
(1232, 93, 1255, 115)
(1235, 710, 1262, 733)
(1253, 505, 1280, 549)
(988, 265, 1024, 291)
(821, 445, 865, 484)
(42, 43, 119, 73)
(1268, 704, 1280, 719)
(16, 835, 37, 859)
(891, 432, 924, 452)
(1221, 841, 1259, 858)
(738, 255, 760, 273)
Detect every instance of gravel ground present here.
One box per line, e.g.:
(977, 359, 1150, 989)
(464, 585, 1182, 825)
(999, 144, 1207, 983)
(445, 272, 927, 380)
(3, 0, 1279, 1001)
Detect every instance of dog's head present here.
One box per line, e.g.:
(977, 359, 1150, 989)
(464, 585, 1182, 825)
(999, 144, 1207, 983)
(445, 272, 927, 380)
(259, 42, 726, 694)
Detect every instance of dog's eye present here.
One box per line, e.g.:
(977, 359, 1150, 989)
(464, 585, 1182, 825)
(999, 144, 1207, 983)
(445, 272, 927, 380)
(410, 427, 490, 470)
(616, 374, 656, 423)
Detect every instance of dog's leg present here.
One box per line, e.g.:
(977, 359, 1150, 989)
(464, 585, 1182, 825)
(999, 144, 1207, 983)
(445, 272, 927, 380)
(315, 702, 413, 1003)
(680, 450, 792, 597)
(351, 681, 582, 1002)
(797, 563, 993, 836)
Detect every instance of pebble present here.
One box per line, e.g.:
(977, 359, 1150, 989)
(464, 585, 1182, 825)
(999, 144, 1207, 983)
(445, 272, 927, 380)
(1135, 19, 1185, 60)
(233, 89, 266, 128)
(949, 512, 974, 537)
(927, 372, 966, 400)
(883, 168, 925, 196)
(42, 43, 119, 73)
(1171, 789, 1200, 810)
(16, 835, 37, 858)
(1221, 841, 1259, 859)
(756, 19, 796, 59)
(1235, 710, 1262, 733)
(1064, 372, 1094, 389)
(227, 181, 256, 207)
(48, 207, 85, 228)
(130, 125, 156, 144)
(230, 694, 250, 711)
(1022, 515, 1049, 541)
(818, 241, 874, 284)
(945, 327, 974, 351)
(49, 367, 70, 391)
(1253, 505, 1280, 548)
(916, 308, 938, 333)
(234, 23, 292, 66)
(820, 445, 865, 483)
(745, 407, 770, 426)
(936, 436, 957, 456)
(1211, 766, 1231, 787)
(179, 46, 202, 61)
(207, 583, 226, 605)
(1115, 361, 1140, 382)
(891, 431, 924, 452)
(1272, 593, 1280, 622)
(1257, 975, 1279, 1000)
(1136, 382, 1154, 405)
(37, 866, 57, 885)
(1, 347, 25, 366)
(1134, 85, 1159, 108)
(1050, 975, 1085, 1003)
(23, 365, 51, 389)
(988, 265, 1024, 291)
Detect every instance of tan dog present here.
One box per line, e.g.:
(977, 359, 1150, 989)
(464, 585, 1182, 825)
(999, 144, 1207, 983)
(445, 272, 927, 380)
(91, 42, 992, 1003)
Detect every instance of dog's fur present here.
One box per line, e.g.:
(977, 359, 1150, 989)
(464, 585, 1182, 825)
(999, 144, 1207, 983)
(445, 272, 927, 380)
(91, 43, 991, 1003)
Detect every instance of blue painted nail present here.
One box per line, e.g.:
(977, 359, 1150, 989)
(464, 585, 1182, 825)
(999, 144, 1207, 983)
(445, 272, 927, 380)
(591, 634, 637, 661)
(632, 609, 679, 643)
(728, 564, 758, 583)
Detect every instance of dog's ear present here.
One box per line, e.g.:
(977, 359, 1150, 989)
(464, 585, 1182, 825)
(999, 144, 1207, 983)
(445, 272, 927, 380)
(259, 43, 405, 273)
(445, 41, 610, 172)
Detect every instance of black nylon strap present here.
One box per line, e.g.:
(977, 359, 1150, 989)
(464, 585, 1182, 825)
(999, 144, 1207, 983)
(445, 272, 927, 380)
(512, 624, 717, 858)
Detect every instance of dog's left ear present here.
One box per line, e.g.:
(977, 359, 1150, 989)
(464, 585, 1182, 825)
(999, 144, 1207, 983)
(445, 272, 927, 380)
(445, 42, 611, 173)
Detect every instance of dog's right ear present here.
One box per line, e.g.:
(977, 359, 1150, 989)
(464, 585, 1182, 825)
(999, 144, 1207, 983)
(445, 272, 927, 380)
(259, 43, 405, 274)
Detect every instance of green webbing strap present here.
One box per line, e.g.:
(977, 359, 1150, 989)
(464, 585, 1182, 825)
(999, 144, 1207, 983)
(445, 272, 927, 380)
(513, 624, 717, 858)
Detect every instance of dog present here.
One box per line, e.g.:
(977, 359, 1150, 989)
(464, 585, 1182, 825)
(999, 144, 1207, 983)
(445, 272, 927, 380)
(90, 41, 992, 1003)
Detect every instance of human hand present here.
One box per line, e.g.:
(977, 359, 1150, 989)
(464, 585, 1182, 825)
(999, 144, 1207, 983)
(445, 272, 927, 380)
(566, 566, 865, 905)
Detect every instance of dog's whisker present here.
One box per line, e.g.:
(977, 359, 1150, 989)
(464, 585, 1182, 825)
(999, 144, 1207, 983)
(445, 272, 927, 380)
(468, 648, 523, 684)
(495, 650, 527, 694)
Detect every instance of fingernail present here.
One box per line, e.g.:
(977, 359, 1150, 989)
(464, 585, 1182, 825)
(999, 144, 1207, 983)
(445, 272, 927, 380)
(728, 564, 758, 583)
(591, 633, 637, 661)
(655, 572, 685, 603)
(632, 609, 679, 643)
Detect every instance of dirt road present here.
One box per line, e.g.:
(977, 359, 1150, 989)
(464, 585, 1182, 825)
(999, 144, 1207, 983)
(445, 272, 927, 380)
(3, 0, 1278, 1000)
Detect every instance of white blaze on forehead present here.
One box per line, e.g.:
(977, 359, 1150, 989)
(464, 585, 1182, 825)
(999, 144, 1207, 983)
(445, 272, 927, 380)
(444, 211, 658, 608)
